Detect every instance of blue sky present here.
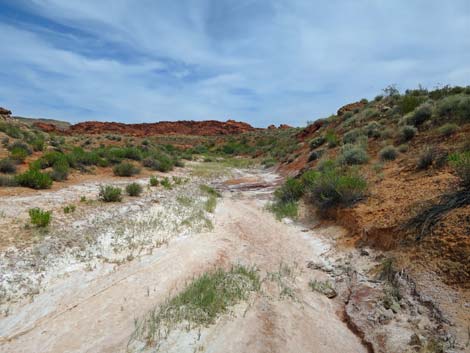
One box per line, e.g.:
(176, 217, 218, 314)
(0, 1, 469, 127)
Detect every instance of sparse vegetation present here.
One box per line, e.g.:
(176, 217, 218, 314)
(417, 148, 435, 170)
(379, 146, 398, 161)
(309, 279, 337, 298)
(15, 169, 53, 189)
(63, 204, 76, 214)
(113, 162, 140, 177)
(0, 158, 16, 174)
(399, 125, 417, 142)
(160, 177, 172, 189)
(29, 207, 52, 227)
(438, 123, 458, 137)
(149, 176, 159, 186)
(449, 151, 470, 188)
(337, 144, 369, 165)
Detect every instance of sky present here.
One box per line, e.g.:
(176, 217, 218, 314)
(0, 1, 469, 127)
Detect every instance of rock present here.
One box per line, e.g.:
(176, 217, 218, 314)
(267, 124, 276, 130)
(378, 309, 394, 324)
(360, 249, 370, 256)
(306, 261, 333, 273)
(33, 122, 61, 133)
(337, 101, 367, 116)
(278, 124, 292, 129)
(0, 107, 12, 115)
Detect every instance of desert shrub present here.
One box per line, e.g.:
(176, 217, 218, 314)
(438, 123, 458, 137)
(8, 141, 32, 155)
(261, 158, 276, 168)
(273, 178, 304, 204)
(51, 158, 70, 181)
(362, 107, 378, 120)
(436, 94, 470, 121)
(379, 146, 398, 161)
(309, 136, 325, 150)
(304, 166, 367, 209)
(398, 95, 425, 114)
(0, 175, 18, 186)
(1, 137, 9, 147)
(409, 102, 433, 126)
(374, 95, 383, 102)
(200, 184, 221, 197)
(343, 128, 364, 144)
(142, 154, 173, 172)
(325, 130, 338, 148)
(113, 162, 140, 177)
(268, 201, 298, 220)
(337, 144, 369, 165)
(29, 208, 52, 227)
(308, 150, 323, 162)
(365, 121, 381, 138)
(99, 185, 122, 202)
(126, 182, 143, 196)
(397, 144, 408, 153)
(399, 125, 417, 142)
(416, 148, 435, 170)
(149, 176, 159, 186)
(30, 137, 45, 152)
(0, 158, 16, 174)
(448, 151, 470, 188)
(343, 111, 354, 120)
(15, 169, 53, 189)
(0, 122, 23, 138)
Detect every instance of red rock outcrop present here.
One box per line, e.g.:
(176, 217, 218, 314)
(32, 122, 61, 133)
(296, 120, 324, 140)
(64, 119, 255, 136)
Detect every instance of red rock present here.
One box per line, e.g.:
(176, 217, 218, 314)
(296, 120, 324, 140)
(33, 122, 61, 133)
(337, 101, 367, 116)
(0, 107, 12, 116)
(278, 124, 292, 129)
(267, 124, 276, 130)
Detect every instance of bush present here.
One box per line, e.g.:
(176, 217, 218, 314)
(149, 176, 159, 186)
(304, 166, 367, 209)
(15, 169, 53, 189)
(325, 130, 338, 148)
(273, 178, 304, 204)
(29, 208, 52, 227)
(417, 148, 435, 170)
(0, 158, 16, 174)
(113, 162, 140, 177)
(142, 155, 173, 172)
(438, 123, 458, 137)
(379, 146, 398, 161)
(51, 158, 70, 181)
(268, 201, 298, 220)
(309, 136, 325, 150)
(308, 150, 322, 162)
(343, 128, 364, 144)
(397, 144, 408, 153)
(161, 177, 172, 189)
(399, 95, 425, 114)
(337, 144, 369, 165)
(99, 185, 122, 202)
(437, 94, 470, 121)
(126, 182, 143, 196)
(448, 152, 470, 188)
(400, 125, 417, 142)
(410, 102, 432, 126)
(365, 121, 381, 138)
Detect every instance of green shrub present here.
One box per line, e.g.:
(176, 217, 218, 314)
(274, 178, 304, 204)
(161, 177, 172, 189)
(343, 128, 364, 144)
(304, 167, 367, 209)
(149, 176, 159, 186)
(309, 136, 325, 150)
(399, 125, 417, 142)
(0, 158, 16, 174)
(379, 146, 398, 161)
(142, 155, 173, 172)
(448, 151, 470, 188)
(397, 144, 408, 153)
(15, 169, 53, 189)
(398, 95, 425, 114)
(325, 130, 338, 148)
(113, 162, 140, 177)
(365, 121, 381, 138)
(410, 102, 432, 126)
(436, 94, 470, 121)
(126, 182, 143, 196)
(337, 144, 369, 165)
(438, 123, 458, 137)
(308, 150, 322, 162)
(268, 201, 298, 220)
(63, 204, 76, 214)
(200, 184, 221, 197)
(51, 158, 70, 181)
(99, 185, 122, 202)
(0, 122, 23, 138)
(29, 208, 52, 227)
(30, 137, 45, 152)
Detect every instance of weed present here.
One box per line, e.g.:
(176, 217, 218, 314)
(99, 185, 122, 202)
(29, 208, 52, 227)
(160, 177, 172, 189)
(63, 204, 76, 214)
(204, 195, 217, 213)
(199, 184, 221, 197)
(149, 176, 159, 187)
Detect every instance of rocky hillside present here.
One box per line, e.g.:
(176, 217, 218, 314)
(33, 119, 256, 136)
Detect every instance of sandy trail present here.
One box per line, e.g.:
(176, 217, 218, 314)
(1, 170, 366, 353)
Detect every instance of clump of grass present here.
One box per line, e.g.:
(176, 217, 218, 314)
(325, 130, 339, 148)
(113, 162, 140, 177)
(379, 145, 398, 161)
(343, 128, 364, 144)
(309, 136, 325, 149)
(0, 158, 16, 174)
(199, 184, 221, 197)
(399, 125, 417, 142)
(337, 144, 369, 165)
(126, 182, 143, 197)
(268, 201, 299, 220)
(397, 144, 409, 153)
(409, 102, 433, 126)
(63, 204, 76, 214)
(438, 123, 458, 137)
(309, 280, 337, 298)
(29, 207, 52, 227)
(15, 169, 53, 189)
(99, 185, 122, 202)
(267, 178, 304, 219)
(0, 175, 18, 186)
(160, 177, 172, 189)
(204, 195, 217, 213)
(149, 176, 159, 186)
(51, 158, 70, 181)
(132, 266, 260, 347)
(448, 151, 470, 188)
